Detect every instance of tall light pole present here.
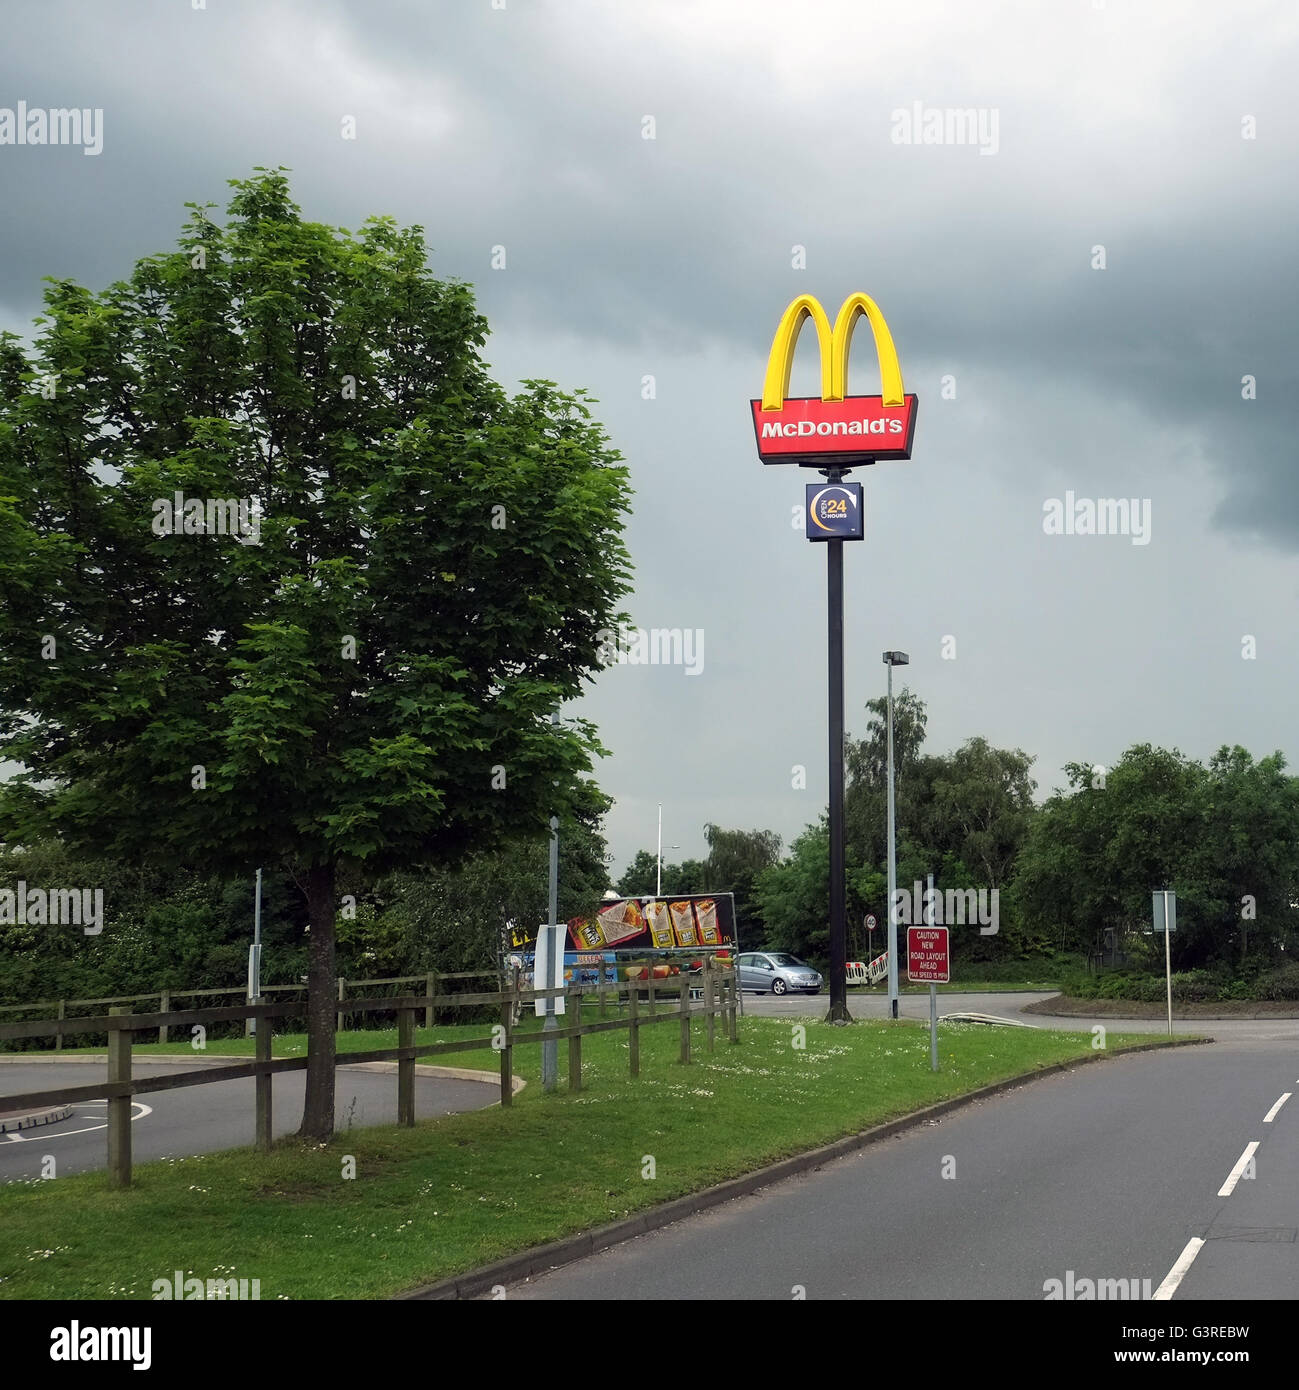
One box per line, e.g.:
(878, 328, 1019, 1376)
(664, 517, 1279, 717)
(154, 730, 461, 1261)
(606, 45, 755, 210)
(883, 651, 909, 1021)
(654, 803, 678, 896)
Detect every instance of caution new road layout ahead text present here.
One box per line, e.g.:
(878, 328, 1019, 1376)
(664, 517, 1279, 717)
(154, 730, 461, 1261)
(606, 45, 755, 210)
(906, 926, 950, 984)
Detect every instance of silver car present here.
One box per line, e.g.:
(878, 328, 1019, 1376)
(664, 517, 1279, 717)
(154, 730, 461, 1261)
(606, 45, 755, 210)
(738, 951, 822, 995)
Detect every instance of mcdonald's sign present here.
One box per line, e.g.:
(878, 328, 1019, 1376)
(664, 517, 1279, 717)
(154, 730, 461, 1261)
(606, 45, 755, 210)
(751, 293, 917, 464)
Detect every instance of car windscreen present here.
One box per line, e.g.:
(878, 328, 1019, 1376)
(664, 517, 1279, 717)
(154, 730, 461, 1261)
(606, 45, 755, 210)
(767, 954, 803, 967)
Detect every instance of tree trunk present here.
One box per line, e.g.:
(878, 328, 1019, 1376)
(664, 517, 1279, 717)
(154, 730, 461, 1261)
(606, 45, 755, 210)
(298, 862, 337, 1140)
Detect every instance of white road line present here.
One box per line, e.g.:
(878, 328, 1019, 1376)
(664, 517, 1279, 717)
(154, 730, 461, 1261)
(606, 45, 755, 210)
(0, 1102, 151, 1144)
(1263, 1093, 1291, 1124)
(1153, 1237, 1205, 1301)
(1217, 1141, 1259, 1197)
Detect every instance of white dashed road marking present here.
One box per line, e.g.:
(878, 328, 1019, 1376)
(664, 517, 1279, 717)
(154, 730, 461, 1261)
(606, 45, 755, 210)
(1217, 1141, 1259, 1197)
(1152, 1237, 1205, 1301)
(1262, 1093, 1290, 1123)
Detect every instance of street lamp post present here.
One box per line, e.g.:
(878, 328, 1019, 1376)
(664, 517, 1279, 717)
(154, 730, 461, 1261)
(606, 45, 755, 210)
(654, 804, 678, 896)
(883, 651, 909, 1021)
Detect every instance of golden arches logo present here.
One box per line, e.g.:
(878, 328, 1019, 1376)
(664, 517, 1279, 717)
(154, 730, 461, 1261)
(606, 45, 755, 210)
(760, 292, 905, 411)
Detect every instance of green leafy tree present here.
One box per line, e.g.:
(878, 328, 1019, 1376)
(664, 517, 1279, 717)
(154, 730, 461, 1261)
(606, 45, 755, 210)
(702, 823, 781, 950)
(925, 738, 1036, 889)
(358, 780, 614, 976)
(845, 688, 928, 870)
(0, 170, 632, 1136)
(614, 851, 708, 899)
(753, 820, 831, 961)
(1009, 744, 1299, 970)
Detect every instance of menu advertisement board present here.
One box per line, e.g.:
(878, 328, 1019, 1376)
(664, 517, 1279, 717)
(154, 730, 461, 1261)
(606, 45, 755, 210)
(566, 893, 736, 954)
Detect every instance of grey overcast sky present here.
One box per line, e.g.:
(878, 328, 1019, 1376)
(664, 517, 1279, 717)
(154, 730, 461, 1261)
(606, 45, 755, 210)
(3, 0, 1297, 879)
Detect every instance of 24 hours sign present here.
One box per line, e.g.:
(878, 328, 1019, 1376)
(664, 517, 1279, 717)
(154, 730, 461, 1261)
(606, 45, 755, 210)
(806, 481, 864, 541)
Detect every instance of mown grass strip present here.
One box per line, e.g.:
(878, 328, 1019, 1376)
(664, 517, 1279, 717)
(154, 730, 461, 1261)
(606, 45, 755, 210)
(0, 1017, 1166, 1300)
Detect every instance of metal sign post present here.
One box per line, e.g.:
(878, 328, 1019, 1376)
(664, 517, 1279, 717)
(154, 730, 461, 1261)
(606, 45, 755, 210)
(822, 469, 851, 1022)
(247, 867, 262, 1038)
(1152, 889, 1177, 1036)
(542, 814, 561, 1091)
(907, 874, 949, 1072)
(927, 874, 937, 1073)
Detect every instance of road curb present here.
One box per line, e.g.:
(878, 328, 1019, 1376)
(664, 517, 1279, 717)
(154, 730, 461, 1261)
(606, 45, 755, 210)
(397, 1035, 1210, 1301)
(0, 1103, 74, 1133)
(0, 1053, 523, 1096)
(1024, 997, 1299, 1021)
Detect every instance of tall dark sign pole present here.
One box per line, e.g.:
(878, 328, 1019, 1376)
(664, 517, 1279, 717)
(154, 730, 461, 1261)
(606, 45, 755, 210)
(751, 292, 918, 1027)
(824, 467, 848, 1022)
(807, 472, 861, 1022)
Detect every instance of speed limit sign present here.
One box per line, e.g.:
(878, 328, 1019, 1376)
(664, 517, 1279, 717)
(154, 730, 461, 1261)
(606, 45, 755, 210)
(865, 914, 877, 931)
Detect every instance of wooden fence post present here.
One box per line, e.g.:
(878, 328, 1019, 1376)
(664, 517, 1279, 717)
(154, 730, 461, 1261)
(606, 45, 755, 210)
(679, 976, 691, 1065)
(107, 1006, 132, 1188)
(397, 1006, 415, 1127)
(568, 988, 582, 1094)
(628, 984, 640, 1078)
(159, 991, 170, 1045)
(424, 972, 436, 1030)
(727, 969, 739, 1042)
(337, 976, 345, 1035)
(499, 996, 513, 1109)
(647, 975, 656, 1019)
(598, 963, 607, 1019)
(255, 997, 272, 1151)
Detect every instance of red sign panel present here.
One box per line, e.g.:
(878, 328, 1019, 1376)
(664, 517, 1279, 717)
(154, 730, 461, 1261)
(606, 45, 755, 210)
(751, 394, 918, 464)
(907, 926, 950, 983)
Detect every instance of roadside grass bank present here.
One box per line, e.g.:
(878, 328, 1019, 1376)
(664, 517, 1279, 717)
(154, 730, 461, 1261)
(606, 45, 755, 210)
(0, 1016, 1165, 1300)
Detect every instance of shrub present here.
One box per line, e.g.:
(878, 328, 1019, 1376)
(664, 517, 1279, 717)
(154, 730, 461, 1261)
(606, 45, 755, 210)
(1254, 962, 1299, 1001)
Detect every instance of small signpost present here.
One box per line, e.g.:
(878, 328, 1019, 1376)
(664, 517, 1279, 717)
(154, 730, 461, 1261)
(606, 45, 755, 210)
(1152, 889, 1177, 1036)
(534, 924, 566, 1019)
(907, 875, 948, 1071)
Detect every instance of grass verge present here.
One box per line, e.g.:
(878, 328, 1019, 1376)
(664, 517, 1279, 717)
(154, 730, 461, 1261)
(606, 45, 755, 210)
(1, 1016, 1163, 1300)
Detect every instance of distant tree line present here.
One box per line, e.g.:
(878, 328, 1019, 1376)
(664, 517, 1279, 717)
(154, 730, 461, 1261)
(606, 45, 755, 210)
(5, 692, 1297, 1009)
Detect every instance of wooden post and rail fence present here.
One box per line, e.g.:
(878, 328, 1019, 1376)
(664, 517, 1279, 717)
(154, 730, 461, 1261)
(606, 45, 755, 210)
(0, 961, 740, 1189)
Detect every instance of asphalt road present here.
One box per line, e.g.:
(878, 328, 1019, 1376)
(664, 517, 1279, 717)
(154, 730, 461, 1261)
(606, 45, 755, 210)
(0, 1060, 497, 1182)
(504, 1034, 1299, 1300)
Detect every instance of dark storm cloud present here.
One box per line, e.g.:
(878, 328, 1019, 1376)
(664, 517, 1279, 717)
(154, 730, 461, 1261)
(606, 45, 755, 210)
(2, 0, 1295, 546)
(3, 0, 1298, 870)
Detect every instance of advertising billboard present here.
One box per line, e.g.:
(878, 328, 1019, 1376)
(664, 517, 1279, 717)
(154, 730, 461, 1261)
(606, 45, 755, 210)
(566, 893, 736, 953)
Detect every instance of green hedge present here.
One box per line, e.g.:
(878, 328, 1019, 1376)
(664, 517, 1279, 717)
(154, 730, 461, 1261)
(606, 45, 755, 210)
(1061, 962, 1299, 1002)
